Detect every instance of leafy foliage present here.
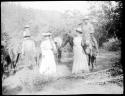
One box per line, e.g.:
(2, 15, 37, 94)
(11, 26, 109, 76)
(1, 1, 122, 51)
(102, 38, 121, 51)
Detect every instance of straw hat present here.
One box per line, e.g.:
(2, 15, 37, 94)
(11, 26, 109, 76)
(76, 27, 83, 34)
(81, 16, 97, 23)
(41, 32, 52, 36)
(24, 24, 30, 28)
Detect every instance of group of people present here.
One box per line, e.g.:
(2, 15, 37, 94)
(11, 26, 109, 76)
(1, 17, 99, 79)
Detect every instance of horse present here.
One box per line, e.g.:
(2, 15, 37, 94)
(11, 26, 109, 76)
(89, 35, 98, 70)
(61, 33, 74, 52)
(81, 33, 98, 71)
(8, 48, 21, 72)
(53, 34, 74, 62)
(1, 45, 13, 80)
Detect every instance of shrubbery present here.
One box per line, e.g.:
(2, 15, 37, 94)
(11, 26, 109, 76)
(102, 38, 121, 51)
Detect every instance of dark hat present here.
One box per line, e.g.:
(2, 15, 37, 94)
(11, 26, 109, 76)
(81, 16, 97, 23)
(76, 30, 83, 34)
(75, 26, 83, 34)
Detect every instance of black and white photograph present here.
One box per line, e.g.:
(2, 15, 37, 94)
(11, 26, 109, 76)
(1, 1, 123, 95)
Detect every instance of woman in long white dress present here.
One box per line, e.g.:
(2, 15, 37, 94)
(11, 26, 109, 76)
(39, 32, 57, 77)
(72, 30, 89, 74)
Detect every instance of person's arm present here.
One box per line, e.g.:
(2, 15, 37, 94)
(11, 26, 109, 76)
(21, 42, 24, 55)
(93, 36, 99, 53)
(50, 38, 57, 54)
(81, 37, 84, 48)
(81, 33, 86, 47)
(52, 40, 57, 53)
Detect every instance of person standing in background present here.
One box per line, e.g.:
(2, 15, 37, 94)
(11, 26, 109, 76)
(39, 32, 57, 77)
(72, 28, 89, 74)
(81, 18, 99, 70)
(20, 25, 37, 70)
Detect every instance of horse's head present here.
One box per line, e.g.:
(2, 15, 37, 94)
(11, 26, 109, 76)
(54, 37, 62, 47)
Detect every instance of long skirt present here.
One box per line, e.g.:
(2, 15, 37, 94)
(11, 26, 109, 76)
(39, 50, 56, 76)
(72, 45, 89, 74)
(21, 51, 36, 69)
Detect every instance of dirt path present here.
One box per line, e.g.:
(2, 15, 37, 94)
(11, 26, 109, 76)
(2, 49, 123, 95)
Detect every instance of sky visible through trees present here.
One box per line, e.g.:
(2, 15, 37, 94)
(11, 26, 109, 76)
(1, 1, 122, 51)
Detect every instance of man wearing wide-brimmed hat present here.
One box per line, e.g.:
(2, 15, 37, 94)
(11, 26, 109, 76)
(80, 16, 99, 70)
(79, 16, 98, 50)
(20, 24, 37, 70)
(39, 32, 57, 77)
(81, 16, 98, 52)
(80, 17, 95, 34)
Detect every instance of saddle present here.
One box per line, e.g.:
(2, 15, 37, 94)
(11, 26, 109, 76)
(82, 38, 97, 57)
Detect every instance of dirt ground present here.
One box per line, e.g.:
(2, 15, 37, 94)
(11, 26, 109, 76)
(2, 49, 123, 95)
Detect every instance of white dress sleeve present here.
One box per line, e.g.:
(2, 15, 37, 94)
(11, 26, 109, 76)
(21, 41, 25, 55)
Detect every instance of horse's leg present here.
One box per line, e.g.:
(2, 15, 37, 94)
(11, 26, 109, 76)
(35, 55, 38, 67)
(91, 56, 94, 70)
(88, 54, 91, 66)
(13, 53, 20, 71)
(11, 60, 15, 70)
(12, 61, 17, 74)
(89, 48, 92, 70)
(90, 55, 93, 71)
(88, 54, 93, 71)
(36, 52, 41, 67)
(60, 49, 62, 61)
(93, 56, 96, 69)
(36, 56, 37, 65)
(58, 48, 62, 63)
(12, 62, 16, 73)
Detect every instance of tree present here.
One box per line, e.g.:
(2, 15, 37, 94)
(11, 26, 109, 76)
(86, 1, 122, 47)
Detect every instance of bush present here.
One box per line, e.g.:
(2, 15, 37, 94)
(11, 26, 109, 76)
(102, 38, 121, 51)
